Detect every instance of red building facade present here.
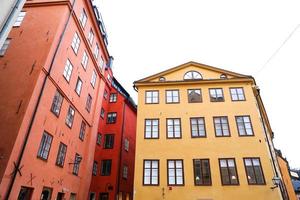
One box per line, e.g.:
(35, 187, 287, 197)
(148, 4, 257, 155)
(89, 78, 137, 200)
(0, 0, 137, 199)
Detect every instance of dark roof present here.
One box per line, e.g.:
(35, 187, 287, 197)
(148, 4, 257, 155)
(112, 77, 137, 109)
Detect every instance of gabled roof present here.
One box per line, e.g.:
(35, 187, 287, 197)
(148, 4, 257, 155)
(134, 61, 250, 83)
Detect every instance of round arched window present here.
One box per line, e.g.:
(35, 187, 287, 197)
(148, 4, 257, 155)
(183, 71, 203, 80)
(159, 77, 166, 81)
(220, 74, 228, 79)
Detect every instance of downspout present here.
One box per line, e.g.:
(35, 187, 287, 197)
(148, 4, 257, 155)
(4, 0, 76, 198)
(116, 101, 126, 200)
(251, 77, 285, 200)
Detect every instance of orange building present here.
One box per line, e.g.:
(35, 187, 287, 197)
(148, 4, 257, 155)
(0, 0, 113, 199)
(276, 150, 298, 200)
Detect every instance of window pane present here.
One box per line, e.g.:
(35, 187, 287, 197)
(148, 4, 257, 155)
(246, 166, 256, 184)
(145, 161, 151, 168)
(221, 168, 230, 184)
(151, 176, 158, 184)
(144, 176, 150, 184)
(169, 176, 175, 184)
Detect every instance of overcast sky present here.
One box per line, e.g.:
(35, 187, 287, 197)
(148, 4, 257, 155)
(97, 0, 300, 168)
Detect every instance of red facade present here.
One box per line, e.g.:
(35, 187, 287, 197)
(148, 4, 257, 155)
(89, 78, 137, 200)
(0, 0, 136, 199)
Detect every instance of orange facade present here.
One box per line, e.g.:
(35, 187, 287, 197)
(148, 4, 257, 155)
(277, 152, 297, 200)
(0, 0, 114, 199)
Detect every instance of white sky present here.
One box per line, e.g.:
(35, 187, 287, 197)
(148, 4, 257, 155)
(97, 0, 300, 168)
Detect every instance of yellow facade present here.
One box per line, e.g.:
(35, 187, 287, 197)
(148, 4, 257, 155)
(133, 62, 283, 200)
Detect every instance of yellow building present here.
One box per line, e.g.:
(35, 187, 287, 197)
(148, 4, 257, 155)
(133, 62, 285, 200)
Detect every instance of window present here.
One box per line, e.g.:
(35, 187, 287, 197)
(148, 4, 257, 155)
(213, 116, 230, 137)
(109, 93, 117, 103)
(99, 56, 104, 70)
(94, 43, 99, 59)
(167, 118, 181, 138)
(63, 59, 73, 82)
(92, 161, 98, 176)
(236, 116, 253, 136)
(190, 117, 206, 137)
(209, 88, 224, 102)
(50, 90, 63, 116)
(159, 77, 166, 81)
(101, 160, 112, 176)
(17, 187, 34, 200)
(166, 90, 179, 103)
(219, 158, 239, 185)
(71, 32, 80, 54)
(79, 9, 87, 28)
(107, 74, 112, 82)
(230, 88, 245, 101)
(144, 119, 159, 139)
(13, 11, 26, 27)
(103, 90, 108, 99)
(91, 70, 97, 88)
(99, 193, 109, 200)
(145, 90, 159, 104)
(75, 77, 83, 95)
(124, 138, 129, 151)
(70, 193, 76, 200)
(79, 121, 86, 141)
(107, 112, 117, 124)
(97, 133, 102, 145)
(81, 51, 88, 69)
(188, 89, 202, 103)
(220, 74, 228, 79)
(73, 153, 81, 175)
(100, 108, 105, 119)
(143, 160, 159, 185)
(65, 106, 75, 128)
(193, 159, 211, 185)
(0, 38, 11, 56)
(88, 29, 94, 45)
(123, 165, 128, 179)
(167, 160, 184, 186)
(244, 158, 265, 184)
(56, 142, 67, 167)
(86, 94, 92, 112)
(184, 71, 203, 80)
(37, 131, 53, 160)
(104, 134, 114, 149)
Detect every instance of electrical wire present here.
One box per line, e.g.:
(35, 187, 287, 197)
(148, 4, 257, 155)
(255, 24, 300, 75)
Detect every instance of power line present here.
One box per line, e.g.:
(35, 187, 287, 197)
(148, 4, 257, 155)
(255, 24, 300, 75)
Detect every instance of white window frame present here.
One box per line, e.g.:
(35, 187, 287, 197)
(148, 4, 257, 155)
(81, 51, 88, 69)
(91, 70, 97, 88)
(88, 29, 94, 45)
(13, 11, 26, 27)
(71, 32, 80, 54)
(79, 9, 87, 28)
(63, 59, 73, 82)
(0, 39, 11, 56)
(94, 43, 99, 59)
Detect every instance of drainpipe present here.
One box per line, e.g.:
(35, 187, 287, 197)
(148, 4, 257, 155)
(4, 0, 76, 198)
(251, 77, 285, 200)
(116, 101, 126, 200)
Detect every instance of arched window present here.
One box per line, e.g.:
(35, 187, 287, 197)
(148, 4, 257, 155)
(183, 71, 203, 80)
(159, 77, 166, 81)
(220, 74, 228, 79)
